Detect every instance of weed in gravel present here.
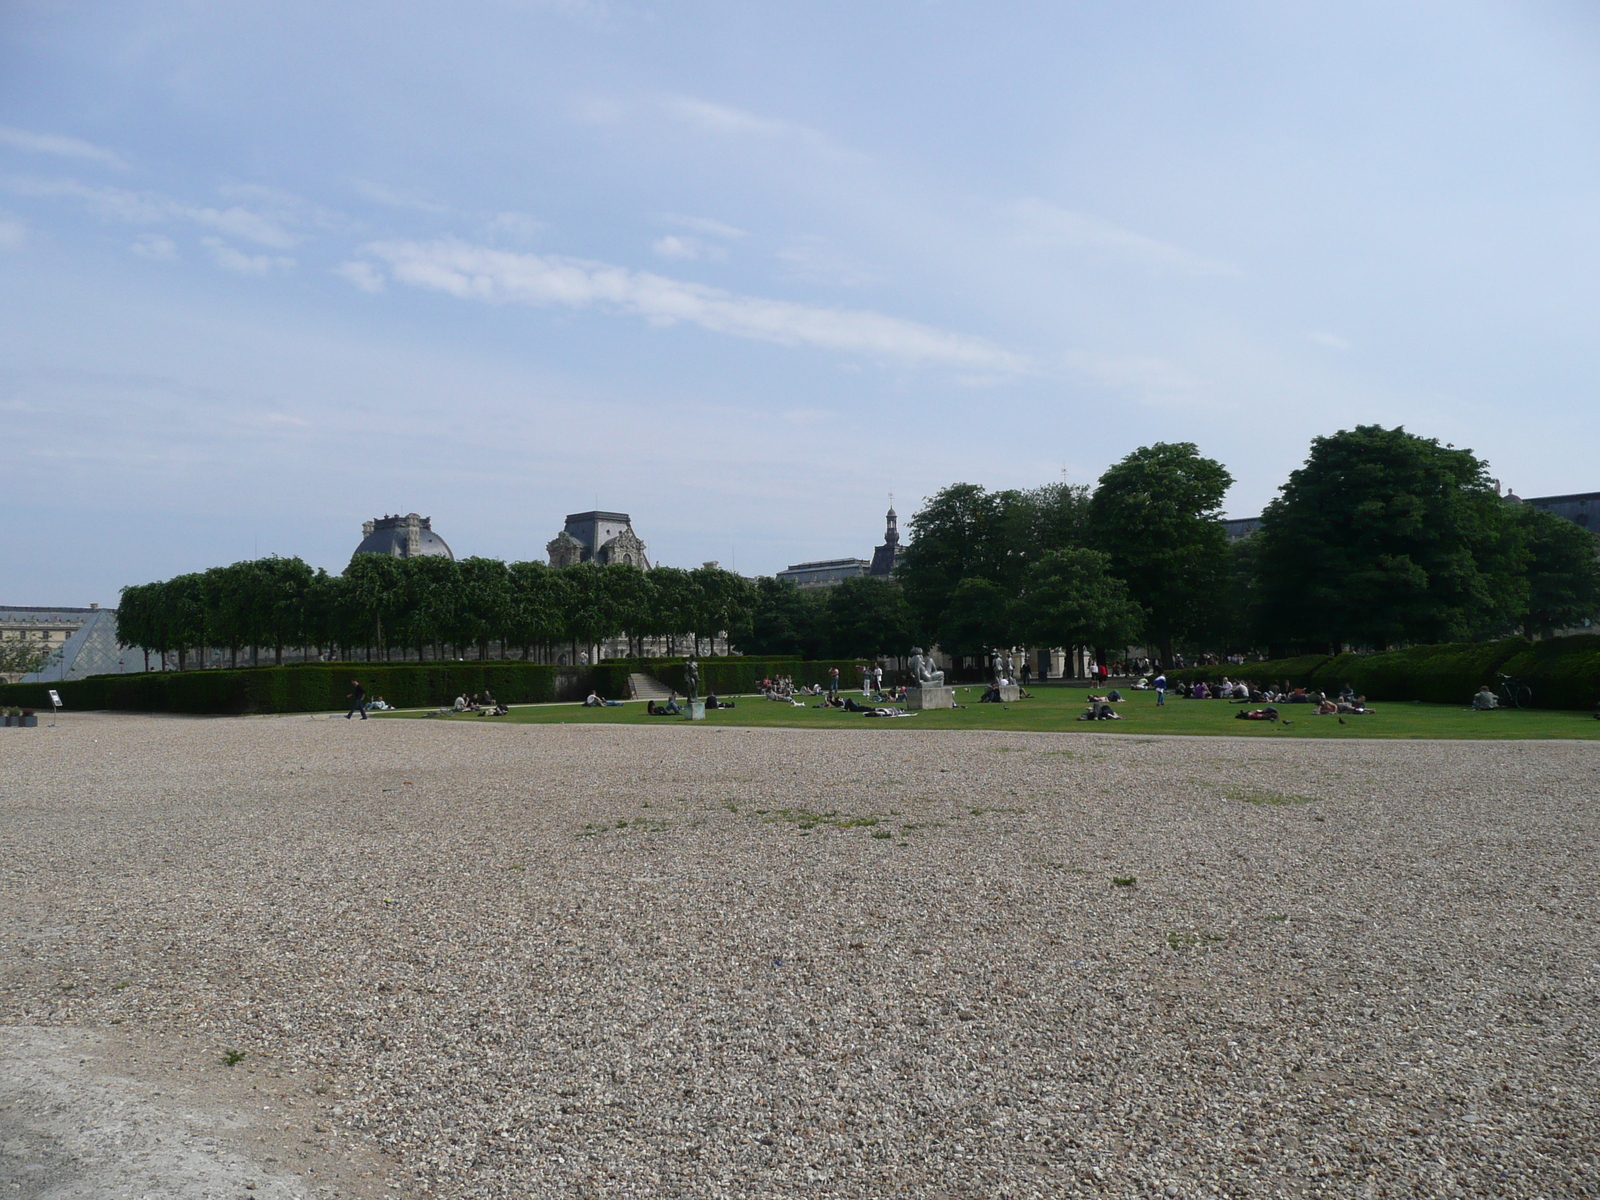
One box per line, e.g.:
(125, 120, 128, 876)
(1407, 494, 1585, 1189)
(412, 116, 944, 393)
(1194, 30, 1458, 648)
(1266, 914, 1287, 922)
(1166, 932, 1227, 951)
(969, 806, 1027, 816)
(1225, 788, 1315, 806)
(1112, 876, 1137, 888)
(871, 830, 893, 839)
(222, 1049, 247, 1066)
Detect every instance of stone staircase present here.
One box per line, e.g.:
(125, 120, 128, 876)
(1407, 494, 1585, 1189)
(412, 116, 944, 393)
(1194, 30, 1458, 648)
(627, 673, 671, 701)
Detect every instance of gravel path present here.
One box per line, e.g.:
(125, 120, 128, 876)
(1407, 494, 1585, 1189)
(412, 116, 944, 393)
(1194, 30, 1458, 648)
(2, 714, 1597, 1198)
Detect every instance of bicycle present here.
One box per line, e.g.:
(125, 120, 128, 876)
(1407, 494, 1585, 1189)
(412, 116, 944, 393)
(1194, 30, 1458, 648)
(1495, 673, 1532, 710)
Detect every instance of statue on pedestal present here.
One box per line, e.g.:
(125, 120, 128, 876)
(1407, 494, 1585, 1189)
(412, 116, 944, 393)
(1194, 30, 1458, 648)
(684, 657, 700, 705)
(908, 647, 945, 687)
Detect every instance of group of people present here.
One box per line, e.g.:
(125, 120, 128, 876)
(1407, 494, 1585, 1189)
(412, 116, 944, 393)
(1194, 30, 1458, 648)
(456, 691, 510, 715)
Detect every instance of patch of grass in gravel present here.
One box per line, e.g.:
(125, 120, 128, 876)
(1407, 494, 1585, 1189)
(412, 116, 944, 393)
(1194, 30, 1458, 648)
(1224, 787, 1315, 806)
(968, 805, 1027, 816)
(761, 807, 886, 832)
(1112, 875, 1137, 888)
(221, 1049, 246, 1066)
(1166, 931, 1227, 951)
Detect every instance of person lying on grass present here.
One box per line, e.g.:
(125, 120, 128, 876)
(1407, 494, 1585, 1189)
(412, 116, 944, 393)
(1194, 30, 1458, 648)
(1078, 701, 1121, 721)
(1235, 706, 1279, 721)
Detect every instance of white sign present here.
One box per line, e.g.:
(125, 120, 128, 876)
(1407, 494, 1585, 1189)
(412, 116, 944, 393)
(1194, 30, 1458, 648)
(48, 690, 61, 708)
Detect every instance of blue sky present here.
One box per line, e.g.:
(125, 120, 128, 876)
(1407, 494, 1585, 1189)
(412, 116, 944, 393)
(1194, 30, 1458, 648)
(4, 1, 1599, 603)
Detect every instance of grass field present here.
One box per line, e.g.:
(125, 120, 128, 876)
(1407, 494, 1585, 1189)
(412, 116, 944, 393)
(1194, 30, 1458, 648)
(380, 683, 1600, 739)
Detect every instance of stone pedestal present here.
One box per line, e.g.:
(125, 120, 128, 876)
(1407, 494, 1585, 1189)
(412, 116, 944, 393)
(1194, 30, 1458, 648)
(997, 684, 1020, 702)
(905, 685, 955, 710)
(684, 700, 706, 720)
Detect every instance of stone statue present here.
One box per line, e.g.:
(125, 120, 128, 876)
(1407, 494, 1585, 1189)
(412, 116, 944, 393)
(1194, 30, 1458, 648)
(683, 657, 700, 704)
(991, 648, 1006, 686)
(1005, 649, 1017, 684)
(908, 647, 945, 687)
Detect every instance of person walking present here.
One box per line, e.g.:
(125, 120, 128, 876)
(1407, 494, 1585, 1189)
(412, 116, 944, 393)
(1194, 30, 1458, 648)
(1153, 671, 1167, 707)
(345, 678, 368, 720)
(828, 666, 840, 696)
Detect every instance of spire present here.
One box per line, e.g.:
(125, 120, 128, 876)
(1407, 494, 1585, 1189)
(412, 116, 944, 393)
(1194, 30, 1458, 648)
(884, 494, 899, 546)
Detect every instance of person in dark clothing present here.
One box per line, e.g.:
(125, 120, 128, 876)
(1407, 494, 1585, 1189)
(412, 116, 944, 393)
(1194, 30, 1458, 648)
(345, 680, 367, 720)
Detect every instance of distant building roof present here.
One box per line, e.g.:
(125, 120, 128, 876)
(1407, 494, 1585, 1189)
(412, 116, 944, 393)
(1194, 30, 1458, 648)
(777, 558, 871, 588)
(353, 513, 454, 561)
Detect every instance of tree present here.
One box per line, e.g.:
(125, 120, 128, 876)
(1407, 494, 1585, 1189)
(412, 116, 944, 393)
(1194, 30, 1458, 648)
(1012, 548, 1143, 659)
(507, 560, 568, 659)
(1087, 442, 1232, 663)
(562, 561, 620, 661)
(1515, 505, 1600, 636)
(936, 577, 1013, 660)
(343, 553, 408, 659)
(687, 565, 754, 656)
(456, 557, 514, 659)
(733, 577, 830, 658)
(1253, 426, 1517, 651)
(823, 576, 916, 660)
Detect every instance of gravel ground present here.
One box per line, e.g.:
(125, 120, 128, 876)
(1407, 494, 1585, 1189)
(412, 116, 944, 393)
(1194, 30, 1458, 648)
(2, 714, 1598, 1198)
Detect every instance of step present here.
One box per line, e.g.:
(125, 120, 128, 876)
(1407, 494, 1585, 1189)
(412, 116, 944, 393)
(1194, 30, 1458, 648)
(628, 673, 671, 700)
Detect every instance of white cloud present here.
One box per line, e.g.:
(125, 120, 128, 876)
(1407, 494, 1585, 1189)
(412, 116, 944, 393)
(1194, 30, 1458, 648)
(486, 211, 544, 240)
(349, 179, 450, 214)
(202, 237, 294, 274)
(4, 176, 300, 247)
(334, 260, 386, 292)
(360, 237, 1029, 373)
(652, 234, 726, 262)
(1009, 198, 1243, 278)
(1308, 330, 1352, 350)
(131, 233, 176, 260)
(775, 236, 879, 287)
(661, 213, 749, 240)
(0, 211, 24, 250)
(0, 126, 126, 170)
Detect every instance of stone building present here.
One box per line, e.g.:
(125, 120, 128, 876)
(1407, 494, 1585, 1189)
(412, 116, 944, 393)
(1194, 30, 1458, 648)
(546, 511, 650, 569)
(353, 513, 454, 561)
(777, 504, 903, 588)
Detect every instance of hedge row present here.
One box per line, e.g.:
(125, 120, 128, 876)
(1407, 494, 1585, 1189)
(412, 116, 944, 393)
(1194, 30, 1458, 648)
(591, 657, 877, 699)
(0, 663, 558, 715)
(1173, 634, 1600, 709)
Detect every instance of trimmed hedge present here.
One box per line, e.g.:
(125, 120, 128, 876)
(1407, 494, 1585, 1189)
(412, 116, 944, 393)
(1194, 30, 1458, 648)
(0, 663, 558, 715)
(1173, 634, 1600, 709)
(592, 657, 879, 699)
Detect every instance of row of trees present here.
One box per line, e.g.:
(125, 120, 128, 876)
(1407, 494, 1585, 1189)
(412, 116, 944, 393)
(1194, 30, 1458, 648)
(116, 424, 1600, 673)
(885, 427, 1600, 664)
(117, 557, 755, 668)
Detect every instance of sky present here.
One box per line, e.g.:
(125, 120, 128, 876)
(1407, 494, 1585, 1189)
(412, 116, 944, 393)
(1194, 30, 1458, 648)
(4, 0, 1600, 605)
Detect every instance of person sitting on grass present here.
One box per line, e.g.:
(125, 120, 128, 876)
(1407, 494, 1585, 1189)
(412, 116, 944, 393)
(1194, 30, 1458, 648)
(453, 694, 469, 712)
(1191, 681, 1209, 700)
(1472, 685, 1498, 711)
(978, 683, 1002, 703)
(584, 690, 625, 708)
(489, 700, 509, 716)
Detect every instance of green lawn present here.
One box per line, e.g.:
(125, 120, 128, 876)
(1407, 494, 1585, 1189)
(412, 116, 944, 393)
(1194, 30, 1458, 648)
(378, 684, 1600, 740)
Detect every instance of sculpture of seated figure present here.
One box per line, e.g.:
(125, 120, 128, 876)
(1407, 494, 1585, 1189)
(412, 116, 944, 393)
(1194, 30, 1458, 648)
(909, 647, 945, 687)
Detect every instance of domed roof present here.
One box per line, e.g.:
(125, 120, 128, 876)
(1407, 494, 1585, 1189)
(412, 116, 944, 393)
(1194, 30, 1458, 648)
(353, 513, 454, 560)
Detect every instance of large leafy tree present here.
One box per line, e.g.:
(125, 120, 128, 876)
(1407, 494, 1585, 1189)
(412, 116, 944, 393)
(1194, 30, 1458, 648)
(1087, 442, 1232, 663)
(936, 577, 1013, 659)
(1253, 426, 1520, 650)
(507, 560, 568, 659)
(1515, 504, 1600, 636)
(686, 565, 754, 656)
(733, 577, 830, 659)
(897, 483, 1087, 637)
(823, 575, 916, 659)
(456, 557, 514, 659)
(1012, 548, 1143, 658)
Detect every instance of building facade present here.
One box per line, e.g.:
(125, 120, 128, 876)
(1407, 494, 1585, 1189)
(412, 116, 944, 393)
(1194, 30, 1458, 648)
(547, 511, 650, 569)
(4, 605, 146, 684)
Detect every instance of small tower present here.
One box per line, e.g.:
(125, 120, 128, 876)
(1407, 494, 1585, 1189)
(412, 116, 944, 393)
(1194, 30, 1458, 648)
(869, 496, 902, 576)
